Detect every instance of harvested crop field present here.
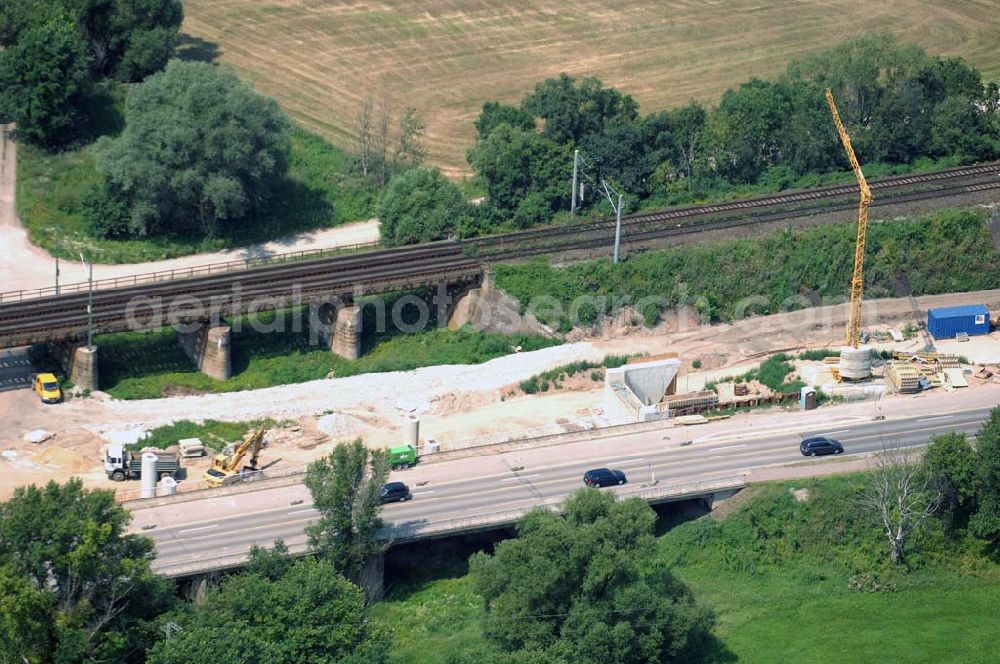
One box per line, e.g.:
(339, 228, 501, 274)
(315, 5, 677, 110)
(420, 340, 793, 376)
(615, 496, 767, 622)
(181, 0, 1000, 176)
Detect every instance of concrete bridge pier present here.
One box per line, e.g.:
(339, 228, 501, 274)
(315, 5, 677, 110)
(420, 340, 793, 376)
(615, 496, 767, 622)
(332, 305, 362, 360)
(309, 301, 362, 361)
(46, 341, 99, 392)
(177, 321, 232, 381)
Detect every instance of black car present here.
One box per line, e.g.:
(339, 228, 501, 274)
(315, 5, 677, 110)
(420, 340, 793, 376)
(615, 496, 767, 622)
(583, 468, 627, 487)
(799, 436, 844, 457)
(378, 482, 412, 504)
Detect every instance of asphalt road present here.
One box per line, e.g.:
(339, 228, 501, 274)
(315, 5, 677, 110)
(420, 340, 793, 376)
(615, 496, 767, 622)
(143, 405, 991, 575)
(0, 347, 31, 394)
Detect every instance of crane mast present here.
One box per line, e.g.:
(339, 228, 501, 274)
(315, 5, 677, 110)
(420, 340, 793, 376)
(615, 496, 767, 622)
(824, 88, 872, 349)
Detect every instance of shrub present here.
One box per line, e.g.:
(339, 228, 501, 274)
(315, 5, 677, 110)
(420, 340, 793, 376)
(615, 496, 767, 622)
(378, 167, 469, 246)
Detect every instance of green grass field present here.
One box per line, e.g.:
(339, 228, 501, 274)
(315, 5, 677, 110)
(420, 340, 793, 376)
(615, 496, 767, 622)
(371, 475, 1000, 663)
(140, 418, 284, 451)
(94, 306, 559, 399)
(182, 0, 1000, 175)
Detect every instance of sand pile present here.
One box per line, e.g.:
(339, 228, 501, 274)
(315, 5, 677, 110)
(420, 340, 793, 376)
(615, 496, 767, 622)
(431, 390, 501, 415)
(36, 446, 91, 473)
(315, 413, 372, 438)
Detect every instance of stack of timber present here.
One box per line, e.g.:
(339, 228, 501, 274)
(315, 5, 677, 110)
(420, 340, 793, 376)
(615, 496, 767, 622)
(662, 391, 719, 412)
(886, 361, 922, 393)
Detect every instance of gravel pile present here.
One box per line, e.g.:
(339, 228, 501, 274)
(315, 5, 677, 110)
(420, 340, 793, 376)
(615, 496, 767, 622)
(96, 342, 606, 429)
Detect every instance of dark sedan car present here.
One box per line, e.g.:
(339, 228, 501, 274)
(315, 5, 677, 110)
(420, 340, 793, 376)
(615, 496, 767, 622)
(799, 436, 845, 457)
(378, 481, 412, 504)
(583, 468, 627, 487)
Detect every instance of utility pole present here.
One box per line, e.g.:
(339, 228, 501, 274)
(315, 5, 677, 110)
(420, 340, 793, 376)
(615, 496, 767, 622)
(570, 149, 579, 217)
(79, 252, 94, 348)
(614, 193, 623, 265)
(53, 227, 60, 295)
(600, 181, 625, 264)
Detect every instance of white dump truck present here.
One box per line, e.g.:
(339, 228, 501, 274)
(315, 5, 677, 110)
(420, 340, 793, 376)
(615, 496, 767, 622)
(104, 446, 180, 482)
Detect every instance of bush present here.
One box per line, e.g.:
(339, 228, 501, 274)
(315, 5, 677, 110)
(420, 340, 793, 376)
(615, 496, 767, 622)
(496, 209, 1000, 330)
(518, 355, 632, 394)
(798, 348, 839, 361)
(139, 419, 281, 451)
(692, 358, 702, 369)
(379, 167, 469, 246)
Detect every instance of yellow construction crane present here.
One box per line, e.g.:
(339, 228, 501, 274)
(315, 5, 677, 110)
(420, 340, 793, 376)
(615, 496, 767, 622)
(825, 88, 872, 349)
(203, 426, 265, 487)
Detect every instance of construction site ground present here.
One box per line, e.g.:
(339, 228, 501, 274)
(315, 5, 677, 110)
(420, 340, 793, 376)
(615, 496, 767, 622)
(2, 287, 1000, 500)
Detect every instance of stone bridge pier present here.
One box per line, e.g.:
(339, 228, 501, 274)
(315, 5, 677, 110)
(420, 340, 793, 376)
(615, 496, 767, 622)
(309, 300, 362, 361)
(47, 341, 99, 392)
(177, 320, 232, 381)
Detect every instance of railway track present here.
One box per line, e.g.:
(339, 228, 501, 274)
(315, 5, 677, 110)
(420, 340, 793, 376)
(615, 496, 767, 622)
(0, 161, 997, 348)
(467, 161, 1000, 259)
(0, 242, 481, 347)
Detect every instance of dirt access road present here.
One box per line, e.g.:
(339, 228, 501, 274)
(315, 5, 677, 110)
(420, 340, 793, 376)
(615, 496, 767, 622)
(0, 124, 380, 295)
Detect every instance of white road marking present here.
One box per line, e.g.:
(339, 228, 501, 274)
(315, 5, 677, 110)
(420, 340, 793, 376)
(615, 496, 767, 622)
(706, 444, 746, 451)
(608, 458, 646, 465)
(287, 508, 317, 515)
(412, 490, 436, 495)
(822, 429, 851, 436)
(501, 474, 540, 482)
(917, 415, 954, 423)
(178, 524, 219, 534)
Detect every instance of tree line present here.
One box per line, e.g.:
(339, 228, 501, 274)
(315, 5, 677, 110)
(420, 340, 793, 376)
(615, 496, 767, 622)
(377, 34, 1000, 246)
(0, 0, 182, 145)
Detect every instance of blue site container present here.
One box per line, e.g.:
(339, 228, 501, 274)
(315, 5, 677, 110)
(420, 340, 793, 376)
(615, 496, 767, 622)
(926, 304, 990, 339)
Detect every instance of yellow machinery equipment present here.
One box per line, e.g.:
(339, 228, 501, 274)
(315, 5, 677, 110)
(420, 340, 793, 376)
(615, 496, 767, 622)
(203, 427, 265, 487)
(824, 88, 872, 349)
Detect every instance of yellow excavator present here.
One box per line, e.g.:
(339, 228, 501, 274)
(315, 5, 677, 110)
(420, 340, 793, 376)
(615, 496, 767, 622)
(203, 427, 265, 487)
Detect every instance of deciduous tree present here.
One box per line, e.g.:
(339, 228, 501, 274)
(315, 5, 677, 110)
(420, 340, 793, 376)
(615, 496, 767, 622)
(860, 443, 941, 564)
(924, 432, 978, 530)
(468, 124, 570, 228)
(379, 167, 469, 246)
(0, 479, 173, 663)
(473, 101, 535, 141)
(305, 440, 389, 592)
(88, 59, 291, 238)
(522, 74, 638, 145)
(970, 408, 1000, 550)
(470, 489, 716, 663)
(145, 554, 388, 664)
(0, 10, 91, 146)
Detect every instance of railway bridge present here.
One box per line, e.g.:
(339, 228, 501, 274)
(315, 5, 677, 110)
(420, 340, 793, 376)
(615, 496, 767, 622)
(1, 161, 997, 391)
(0, 241, 487, 390)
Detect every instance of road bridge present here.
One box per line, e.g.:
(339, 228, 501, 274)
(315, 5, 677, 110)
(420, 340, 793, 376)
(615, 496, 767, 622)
(131, 404, 992, 578)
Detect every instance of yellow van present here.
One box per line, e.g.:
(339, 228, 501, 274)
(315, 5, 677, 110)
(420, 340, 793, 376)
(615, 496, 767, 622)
(33, 373, 62, 404)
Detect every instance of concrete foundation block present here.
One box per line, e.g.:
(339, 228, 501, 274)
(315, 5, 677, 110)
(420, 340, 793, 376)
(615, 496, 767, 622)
(178, 322, 232, 380)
